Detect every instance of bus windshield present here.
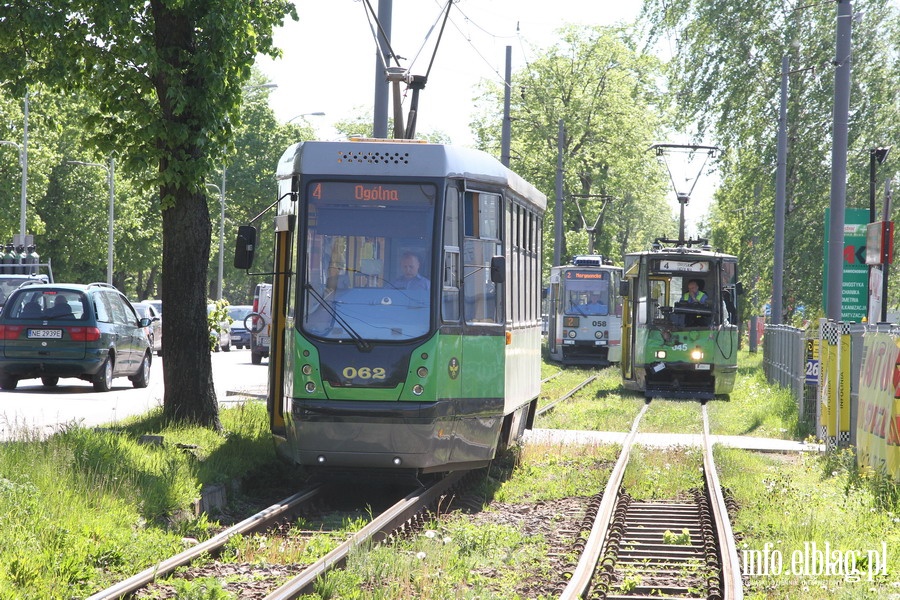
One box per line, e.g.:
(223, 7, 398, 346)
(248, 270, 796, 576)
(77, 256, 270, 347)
(301, 181, 436, 342)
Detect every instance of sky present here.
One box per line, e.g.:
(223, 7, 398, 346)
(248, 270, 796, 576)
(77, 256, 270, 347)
(255, 0, 644, 145)
(254, 0, 717, 233)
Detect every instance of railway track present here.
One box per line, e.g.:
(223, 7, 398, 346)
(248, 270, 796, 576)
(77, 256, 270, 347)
(559, 403, 742, 600)
(537, 374, 597, 416)
(88, 472, 468, 599)
(89, 375, 742, 599)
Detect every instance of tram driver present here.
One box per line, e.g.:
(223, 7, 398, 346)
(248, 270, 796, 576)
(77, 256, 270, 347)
(391, 252, 430, 291)
(682, 279, 709, 305)
(577, 293, 607, 315)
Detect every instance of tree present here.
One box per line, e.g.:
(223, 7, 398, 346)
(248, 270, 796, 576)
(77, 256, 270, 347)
(218, 77, 312, 305)
(0, 0, 296, 428)
(642, 0, 900, 321)
(470, 25, 675, 272)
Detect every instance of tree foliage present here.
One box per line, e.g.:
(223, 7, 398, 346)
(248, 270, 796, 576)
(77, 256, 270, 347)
(643, 0, 900, 322)
(0, 0, 296, 428)
(470, 25, 676, 274)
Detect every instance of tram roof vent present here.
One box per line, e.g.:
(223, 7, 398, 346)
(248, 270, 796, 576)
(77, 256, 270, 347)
(336, 148, 413, 165)
(572, 255, 611, 267)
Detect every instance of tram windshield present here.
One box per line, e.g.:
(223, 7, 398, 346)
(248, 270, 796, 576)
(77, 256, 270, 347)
(563, 270, 611, 316)
(639, 262, 721, 328)
(301, 181, 436, 342)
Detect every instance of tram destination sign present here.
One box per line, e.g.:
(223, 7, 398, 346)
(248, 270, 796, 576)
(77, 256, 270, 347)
(652, 259, 710, 273)
(309, 181, 435, 204)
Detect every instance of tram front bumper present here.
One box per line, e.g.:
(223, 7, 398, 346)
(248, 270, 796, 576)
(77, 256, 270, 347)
(281, 398, 504, 472)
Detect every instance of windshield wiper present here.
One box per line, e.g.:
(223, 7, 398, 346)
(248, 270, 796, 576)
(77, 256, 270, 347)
(304, 283, 371, 352)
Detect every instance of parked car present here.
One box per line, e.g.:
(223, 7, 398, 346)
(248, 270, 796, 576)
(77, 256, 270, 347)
(0, 274, 50, 308)
(227, 304, 252, 349)
(0, 282, 152, 391)
(132, 301, 162, 356)
(145, 299, 162, 316)
(207, 303, 231, 352)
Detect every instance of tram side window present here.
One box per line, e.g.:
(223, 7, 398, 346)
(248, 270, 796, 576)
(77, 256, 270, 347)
(443, 186, 461, 321)
(464, 191, 502, 324)
(645, 278, 670, 323)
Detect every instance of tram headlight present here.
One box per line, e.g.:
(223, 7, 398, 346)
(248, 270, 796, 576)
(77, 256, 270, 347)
(655, 350, 667, 359)
(595, 331, 603, 339)
(416, 366, 428, 378)
(690, 348, 704, 361)
(412, 384, 424, 395)
(305, 381, 316, 393)
(568, 330, 576, 338)
(301, 364, 313, 375)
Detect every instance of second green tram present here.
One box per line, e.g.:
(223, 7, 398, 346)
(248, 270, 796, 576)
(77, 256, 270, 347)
(620, 238, 739, 399)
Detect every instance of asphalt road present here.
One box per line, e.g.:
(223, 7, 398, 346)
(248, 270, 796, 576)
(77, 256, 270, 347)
(0, 348, 268, 441)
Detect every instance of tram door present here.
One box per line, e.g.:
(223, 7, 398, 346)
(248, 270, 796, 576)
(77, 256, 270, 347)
(620, 259, 640, 382)
(547, 277, 560, 355)
(461, 189, 504, 396)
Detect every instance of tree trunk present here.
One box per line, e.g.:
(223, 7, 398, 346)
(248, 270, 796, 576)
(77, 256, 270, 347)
(151, 0, 221, 430)
(160, 187, 221, 430)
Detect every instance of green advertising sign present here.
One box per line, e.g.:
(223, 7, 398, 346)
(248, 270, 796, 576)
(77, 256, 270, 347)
(823, 208, 869, 322)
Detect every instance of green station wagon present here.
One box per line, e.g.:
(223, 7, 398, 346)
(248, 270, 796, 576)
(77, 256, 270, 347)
(0, 282, 152, 391)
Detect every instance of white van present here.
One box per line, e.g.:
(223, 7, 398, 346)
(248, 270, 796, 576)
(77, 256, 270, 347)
(249, 283, 271, 365)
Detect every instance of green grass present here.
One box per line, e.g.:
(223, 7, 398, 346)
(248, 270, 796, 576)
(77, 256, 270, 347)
(537, 350, 806, 441)
(623, 445, 704, 500)
(707, 350, 809, 439)
(717, 447, 900, 599)
(0, 401, 280, 598)
(536, 365, 645, 431)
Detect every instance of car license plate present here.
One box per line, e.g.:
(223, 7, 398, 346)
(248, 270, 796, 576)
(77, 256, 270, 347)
(28, 329, 62, 339)
(258, 336, 269, 346)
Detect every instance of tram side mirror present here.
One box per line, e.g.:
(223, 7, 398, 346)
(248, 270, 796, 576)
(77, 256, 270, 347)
(234, 225, 257, 270)
(735, 281, 744, 295)
(619, 280, 630, 297)
(490, 255, 506, 283)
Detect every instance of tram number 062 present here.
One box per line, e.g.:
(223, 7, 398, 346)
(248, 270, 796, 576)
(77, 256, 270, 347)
(343, 366, 386, 380)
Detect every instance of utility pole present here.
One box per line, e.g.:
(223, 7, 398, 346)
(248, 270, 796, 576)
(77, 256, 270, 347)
(372, 0, 392, 138)
(554, 120, 564, 267)
(825, 0, 852, 321)
(500, 46, 512, 167)
(772, 55, 789, 325)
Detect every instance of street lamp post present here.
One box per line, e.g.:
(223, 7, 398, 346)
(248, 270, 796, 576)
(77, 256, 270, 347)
(201, 81, 277, 301)
(287, 111, 325, 123)
(68, 158, 115, 284)
(869, 146, 890, 322)
(205, 181, 225, 301)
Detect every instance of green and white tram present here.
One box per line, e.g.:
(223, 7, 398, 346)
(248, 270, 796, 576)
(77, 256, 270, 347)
(620, 237, 739, 399)
(236, 138, 546, 475)
(547, 256, 623, 366)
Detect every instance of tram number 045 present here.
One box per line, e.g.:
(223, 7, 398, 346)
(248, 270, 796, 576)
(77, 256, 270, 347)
(343, 366, 386, 380)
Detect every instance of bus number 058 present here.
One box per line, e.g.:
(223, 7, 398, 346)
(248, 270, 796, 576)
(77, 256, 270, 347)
(343, 366, 386, 380)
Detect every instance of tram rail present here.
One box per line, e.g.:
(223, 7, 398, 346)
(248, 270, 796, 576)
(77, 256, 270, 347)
(86, 485, 324, 600)
(89, 473, 469, 599)
(537, 374, 598, 417)
(559, 403, 742, 600)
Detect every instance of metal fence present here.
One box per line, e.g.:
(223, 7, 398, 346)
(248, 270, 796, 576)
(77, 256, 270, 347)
(762, 321, 890, 448)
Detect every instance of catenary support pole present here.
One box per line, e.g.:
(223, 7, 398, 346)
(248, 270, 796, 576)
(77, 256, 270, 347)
(825, 0, 852, 321)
